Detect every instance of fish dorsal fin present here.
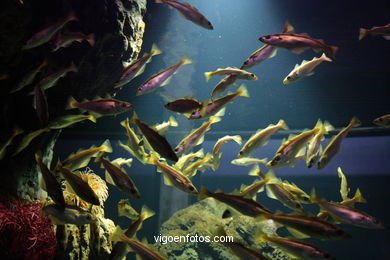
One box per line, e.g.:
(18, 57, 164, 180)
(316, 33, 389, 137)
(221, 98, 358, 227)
(300, 59, 310, 66)
(298, 32, 310, 37)
(248, 164, 260, 176)
(293, 63, 300, 69)
(282, 21, 294, 33)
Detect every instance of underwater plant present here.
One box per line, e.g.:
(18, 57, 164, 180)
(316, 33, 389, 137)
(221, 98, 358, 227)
(63, 167, 108, 214)
(0, 198, 56, 260)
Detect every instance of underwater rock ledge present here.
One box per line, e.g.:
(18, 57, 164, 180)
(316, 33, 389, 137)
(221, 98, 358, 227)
(0, 0, 146, 200)
(155, 198, 289, 260)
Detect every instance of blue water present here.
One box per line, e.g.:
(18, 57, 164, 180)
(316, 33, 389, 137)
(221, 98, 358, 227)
(57, 0, 390, 259)
(54, 134, 390, 259)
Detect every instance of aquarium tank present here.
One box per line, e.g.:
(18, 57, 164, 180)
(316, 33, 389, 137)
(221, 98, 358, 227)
(0, 0, 389, 259)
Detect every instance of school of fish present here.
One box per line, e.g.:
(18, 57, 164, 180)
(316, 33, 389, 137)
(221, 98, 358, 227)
(1, 1, 388, 259)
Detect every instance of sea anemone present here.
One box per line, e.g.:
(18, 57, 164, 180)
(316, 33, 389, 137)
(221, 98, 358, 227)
(0, 198, 56, 260)
(63, 167, 108, 214)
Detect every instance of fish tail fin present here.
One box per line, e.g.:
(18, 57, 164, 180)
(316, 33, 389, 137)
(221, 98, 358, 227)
(237, 84, 250, 98)
(329, 45, 339, 59)
(204, 71, 213, 82)
(130, 112, 139, 124)
(277, 119, 289, 130)
(69, 62, 78, 73)
(310, 188, 319, 203)
(101, 139, 113, 153)
(352, 188, 367, 203)
(198, 186, 211, 200)
(322, 120, 334, 134)
(151, 43, 162, 56)
(181, 57, 192, 66)
(321, 53, 332, 62)
(86, 34, 95, 46)
(168, 116, 178, 127)
(359, 28, 368, 40)
(314, 118, 323, 130)
(283, 21, 294, 33)
(140, 205, 156, 221)
(155, 0, 164, 3)
(350, 116, 361, 128)
(66, 96, 79, 110)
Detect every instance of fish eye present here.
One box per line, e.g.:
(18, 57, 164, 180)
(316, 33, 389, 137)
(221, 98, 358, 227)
(189, 186, 195, 191)
(174, 148, 179, 152)
(303, 197, 310, 202)
(274, 155, 281, 162)
(379, 118, 383, 121)
(278, 36, 283, 40)
(251, 73, 255, 77)
(264, 35, 270, 39)
(287, 76, 291, 80)
(239, 151, 243, 155)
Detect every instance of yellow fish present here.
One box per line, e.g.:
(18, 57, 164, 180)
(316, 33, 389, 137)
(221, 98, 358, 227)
(318, 117, 361, 169)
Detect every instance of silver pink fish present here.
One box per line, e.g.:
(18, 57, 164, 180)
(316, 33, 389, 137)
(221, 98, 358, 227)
(155, 0, 213, 30)
(23, 12, 78, 50)
(136, 57, 191, 96)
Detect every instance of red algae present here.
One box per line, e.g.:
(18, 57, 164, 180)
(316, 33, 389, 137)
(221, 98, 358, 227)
(0, 198, 56, 260)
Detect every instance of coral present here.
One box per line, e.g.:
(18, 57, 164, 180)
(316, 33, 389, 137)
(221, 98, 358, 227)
(0, 198, 56, 260)
(63, 167, 108, 215)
